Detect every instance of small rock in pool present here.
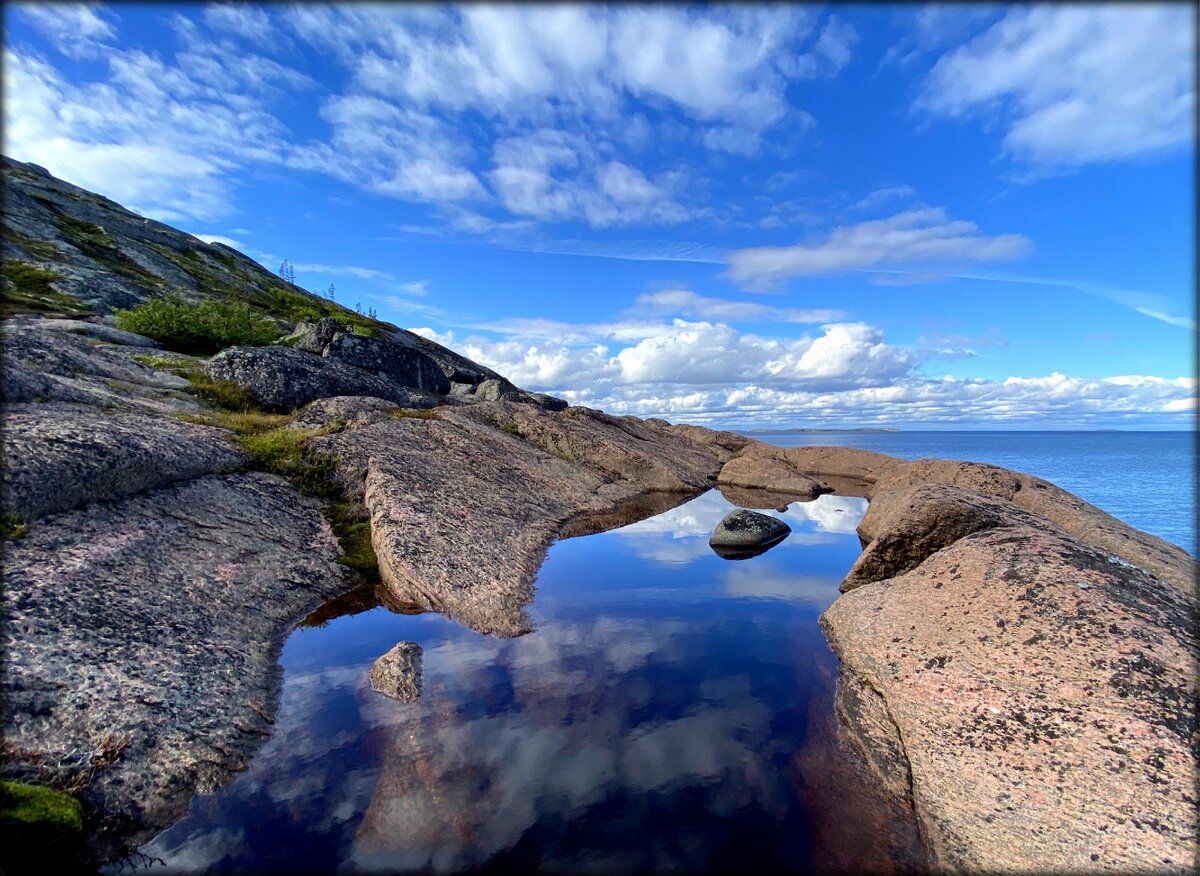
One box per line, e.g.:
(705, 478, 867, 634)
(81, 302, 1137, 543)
(709, 509, 791, 560)
(369, 642, 423, 702)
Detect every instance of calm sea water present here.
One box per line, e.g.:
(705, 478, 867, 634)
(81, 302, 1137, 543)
(748, 431, 1196, 555)
(135, 491, 924, 874)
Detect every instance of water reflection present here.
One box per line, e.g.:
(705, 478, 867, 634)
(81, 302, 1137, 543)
(138, 488, 915, 874)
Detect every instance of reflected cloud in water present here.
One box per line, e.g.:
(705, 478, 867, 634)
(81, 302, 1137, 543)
(138, 490, 912, 873)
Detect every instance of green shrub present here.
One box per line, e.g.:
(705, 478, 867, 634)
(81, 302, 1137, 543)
(113, 296, 283, 354)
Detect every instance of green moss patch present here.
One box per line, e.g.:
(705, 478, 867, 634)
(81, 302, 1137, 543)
(0, 780, 88, 871)
(0, 261, 91, 318)
(389, 408, 439, 421)
(1, 513, 29, 539)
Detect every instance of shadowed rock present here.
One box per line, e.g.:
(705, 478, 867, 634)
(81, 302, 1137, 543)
(369, 642, 423, 703)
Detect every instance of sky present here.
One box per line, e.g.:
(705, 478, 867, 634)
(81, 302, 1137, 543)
(4, 3, 1196, 429)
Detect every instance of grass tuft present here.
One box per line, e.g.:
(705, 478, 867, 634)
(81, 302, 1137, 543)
(1, 513, 29, 539)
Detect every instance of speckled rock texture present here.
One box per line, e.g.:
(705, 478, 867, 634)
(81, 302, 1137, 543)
(369, 642, 423, 703)
(205, 345, 439, 412)
(1, 472, 351, 859)
(2, 401, 245, 518)
(769, 445, 1200, 871)
(821, 527, 1198, 873)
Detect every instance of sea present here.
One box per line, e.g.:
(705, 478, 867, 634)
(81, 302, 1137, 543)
(747, 430, 1196, 555)
(128, 429, 1194, 873)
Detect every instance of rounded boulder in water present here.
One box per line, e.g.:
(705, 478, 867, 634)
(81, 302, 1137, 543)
(709, 509, 791, 560)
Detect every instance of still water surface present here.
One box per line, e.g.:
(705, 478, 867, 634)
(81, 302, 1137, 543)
(139, 490, 922, 873)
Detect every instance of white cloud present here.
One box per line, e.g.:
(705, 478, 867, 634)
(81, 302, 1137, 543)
(918, 6, 1196, 168)
(202, 4, 277, 47)
(191, 233, 246, 250)
(629, 289, 846, 324)
(17, 3, 117, 59)
(727, 206, 1031, 289)
(851, 184, 916, 212)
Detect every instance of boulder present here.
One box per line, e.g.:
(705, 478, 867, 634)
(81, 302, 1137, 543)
(821, 525, 1199, 872)
(324, 331, 450, 394)
(709, 509, 791, 559)
(284, 317, 341, 354)
(368, 642, 423, 702)
(205, 345, 427, 412)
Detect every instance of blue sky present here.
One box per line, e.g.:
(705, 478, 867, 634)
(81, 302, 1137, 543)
(4, 3, 1195, 428)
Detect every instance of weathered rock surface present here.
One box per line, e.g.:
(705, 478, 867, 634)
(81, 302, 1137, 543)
(709, 509, 791, 559)
(2, 401, 246, 518)
(821, 526, 1199, 872)
(286, 319, 450, 394)
(1, 316, 202, 414)
(1, 472, 351, 858)
(717, 446, 829, 499)
(369, 642, 423, 703)
(840, 483, 1057, 593)
(305, 401, 725, 636)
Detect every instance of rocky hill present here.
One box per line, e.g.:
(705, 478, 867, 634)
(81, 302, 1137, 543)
(1, 158, 1195, 873)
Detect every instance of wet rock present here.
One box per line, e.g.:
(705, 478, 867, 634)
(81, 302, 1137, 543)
(709, 509, 791, 559)
(821, 526, 1199, 873)
(1, 472, 352, 859)
(369, 642, 423, 702)
(204, 345, 425, 412)
(2, 402, 246, 519)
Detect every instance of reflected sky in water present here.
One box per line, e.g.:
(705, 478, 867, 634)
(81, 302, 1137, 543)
(138, 490, 918, 874)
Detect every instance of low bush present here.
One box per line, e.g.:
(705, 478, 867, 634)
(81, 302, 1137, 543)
(113, 295, 282, 354)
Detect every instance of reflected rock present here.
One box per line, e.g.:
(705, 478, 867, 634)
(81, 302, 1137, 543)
(717, 448, 829, 500)
(559, 490, 703, 539)
(709, 510, 790, 560)
(369, 642, 423, 702)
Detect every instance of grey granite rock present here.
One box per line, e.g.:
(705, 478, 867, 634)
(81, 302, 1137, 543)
(2, 402, 246, 518)
(325, 331, 450, 394)
(1, 472, 352, 859)
(205, 345, 428, 412)
(369, 642, 423, 702)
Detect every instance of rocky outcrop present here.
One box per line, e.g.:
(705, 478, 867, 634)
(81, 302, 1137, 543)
(305, 401, 726, 637)
(2, 402, 245, 519)
(204, 345, 441, 412)
(369, 642, 423, 703)
(1, 472, 351, 859)
(716, 446, 829, 500)
(285, 318, 450, 394)
(821, 527, 1198, 872)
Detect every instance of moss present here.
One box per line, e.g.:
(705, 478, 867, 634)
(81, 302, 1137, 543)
(5, 229, 61, 261)
(113, 295, 283, 354)
(1, 513, 29, 539)
(0, 780, 88, 871)
(499, 419, 522, 436)
(128, 353, 201, 376)
(327, 500, 379, 576)
(239, 427, 338, 497)
(0, 261, 91, 318)
(389, 408, 439, 421)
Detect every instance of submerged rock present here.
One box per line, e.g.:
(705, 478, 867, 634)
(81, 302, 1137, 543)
(369, 642, 423, 702)
(709, 509, 791, 559)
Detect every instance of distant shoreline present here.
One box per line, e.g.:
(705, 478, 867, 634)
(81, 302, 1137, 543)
(741, 428, 900, 434)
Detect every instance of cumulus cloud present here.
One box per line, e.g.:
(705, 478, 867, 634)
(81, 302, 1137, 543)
(727, 206, 1031, 289)
(917, 6, 1196, 169)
